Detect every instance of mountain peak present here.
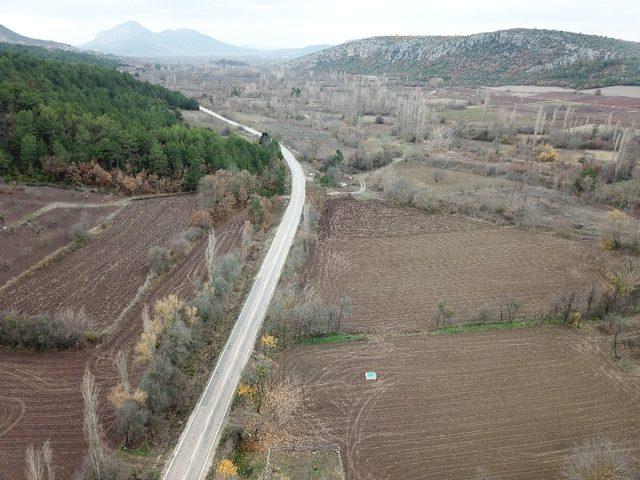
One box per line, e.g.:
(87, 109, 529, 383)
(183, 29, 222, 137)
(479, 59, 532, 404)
(81, 21, 251, 56)
(80, 21, 331, 59)
(95, 21, 152, 38)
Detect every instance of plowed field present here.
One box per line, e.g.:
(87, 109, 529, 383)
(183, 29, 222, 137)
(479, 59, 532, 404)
(282, 328, 640, 479)
(0, 197, 245, 477)
(0, 184, 117, 225)
(0, 195, 196, 330)
(304, 198, 602, 333)
(0, 206, 119, 287)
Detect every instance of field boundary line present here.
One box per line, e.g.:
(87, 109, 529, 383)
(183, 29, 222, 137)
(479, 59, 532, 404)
(103, 234, 207, 337)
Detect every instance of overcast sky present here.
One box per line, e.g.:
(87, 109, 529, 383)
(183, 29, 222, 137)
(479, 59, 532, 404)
(3, 0, 640, 49)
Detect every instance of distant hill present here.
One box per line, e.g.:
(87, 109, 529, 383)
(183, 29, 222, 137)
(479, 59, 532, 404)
(0, 24, 76, 51)
(291, 29, 640, 88)
(263, 44, 332, 59)
(81, 21, 330, 59)
(81, 21, 252, 57)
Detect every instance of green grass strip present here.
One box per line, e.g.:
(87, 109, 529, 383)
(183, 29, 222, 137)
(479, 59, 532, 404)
(300, 333, 367, 345)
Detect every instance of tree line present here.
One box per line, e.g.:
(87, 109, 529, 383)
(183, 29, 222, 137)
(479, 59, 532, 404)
(0, 48, 284, 192)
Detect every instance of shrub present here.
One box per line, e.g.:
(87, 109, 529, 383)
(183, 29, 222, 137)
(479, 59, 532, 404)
(189, 209, 213, 229)
(374, 114, 384, 124)
(116, 400, 150, 447)
(538, 145, 559, 162)
(216, 459, 238, 478)
(140, 318, 192, 416)
(386, 178, 416, 204)
(0, 309, 93, 350)
(601, 209, 638, 253)
(562, 438, 636, 480)
(350, 139, 399, 171)
(170, 235, 191, 259)
(210, 254, 243, 299)
(148, 246, 171, 276)
(607, 258, 640, 312)
(434, 300, 454, 327)
(198, 170, 258, 219)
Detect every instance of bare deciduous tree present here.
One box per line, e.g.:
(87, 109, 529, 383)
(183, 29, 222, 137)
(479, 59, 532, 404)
(115, 350, 130, 394)
(82, 369, 105, 478)
(607, 314, 629, 360)
(501, 295, 521, 323)
(25, 444, 43, 480)
(26, 441, 54, 480)
(205, 230, 217, 284)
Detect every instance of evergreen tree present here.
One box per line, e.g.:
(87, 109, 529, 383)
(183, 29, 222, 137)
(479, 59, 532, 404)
(19, 134, 40, 172)
(0, 147, 13, 176)
(149, 141, 169, 175)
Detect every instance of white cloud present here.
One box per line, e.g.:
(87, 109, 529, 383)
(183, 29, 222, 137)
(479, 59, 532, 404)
(1, 0, 639, 48)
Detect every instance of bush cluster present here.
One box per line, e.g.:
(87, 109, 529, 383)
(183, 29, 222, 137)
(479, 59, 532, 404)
(0, 308, 93, 350)
(115, 252, 244, 446)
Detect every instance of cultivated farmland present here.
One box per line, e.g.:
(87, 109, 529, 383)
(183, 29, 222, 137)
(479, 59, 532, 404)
(281, 328, 640, 479)
(0, 206, 245, 477)
(0, 195, 196, 329)
(0, 206, 120, 287)
(0, 184, 117, 226)
(304, 198, 602, 333)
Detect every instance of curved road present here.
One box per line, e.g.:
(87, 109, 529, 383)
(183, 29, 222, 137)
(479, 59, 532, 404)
(161, 107, 306, 479)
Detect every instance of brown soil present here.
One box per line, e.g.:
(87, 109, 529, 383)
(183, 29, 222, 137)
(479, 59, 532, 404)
(0, 184, 117, 225)
(0, 195, 196, 330)
(281, 328, 640, 479)
(305, 198, 602, 333)
(0, 212, 245, 478)
(0, 206, 119, 287)
(534, 91, 640, 110)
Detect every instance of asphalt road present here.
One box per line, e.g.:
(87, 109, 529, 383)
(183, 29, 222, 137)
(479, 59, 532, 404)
(161, 107, 306, 479)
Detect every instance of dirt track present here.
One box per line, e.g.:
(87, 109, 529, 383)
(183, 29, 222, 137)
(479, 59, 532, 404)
(0, 203, 245, 478)
(305, 198, 602, 333)
(282, 328, 640, 479)
(0, 185, 117, 226)
(0, 206, 119, 287)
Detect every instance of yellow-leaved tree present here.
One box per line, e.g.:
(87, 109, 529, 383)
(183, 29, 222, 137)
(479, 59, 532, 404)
(216, 459, 238, 479)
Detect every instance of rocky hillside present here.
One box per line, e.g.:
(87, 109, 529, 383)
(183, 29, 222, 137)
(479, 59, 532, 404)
(0, 24, 75, 51)
(292, 29, 640, 88)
